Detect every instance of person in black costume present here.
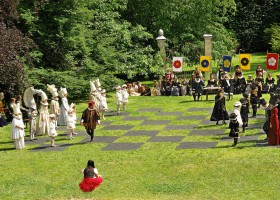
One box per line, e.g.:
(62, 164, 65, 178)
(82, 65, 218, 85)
(210, 89, 229, 124)
(228, 113, 239, 147)
(221, 74, 233, 100)
(240, 93, 249, 132)
(265, 73, 275, 93)
(250, 88, 259, 118)
(192, 75, 205, 101)
(207, 73, 217, 87)
(235, 73, 246, 94)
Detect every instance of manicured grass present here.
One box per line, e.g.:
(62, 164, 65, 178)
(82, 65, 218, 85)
(1, 53, 279, 199)
(0, 92, 278, 200)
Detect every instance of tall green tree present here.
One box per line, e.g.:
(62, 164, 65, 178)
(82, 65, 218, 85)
(0, 0, 28, 94)
(125, 0, 237, 65)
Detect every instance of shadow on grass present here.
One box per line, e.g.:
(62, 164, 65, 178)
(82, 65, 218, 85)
(0, 141, 13, 144)
(0, 147, 15, 151)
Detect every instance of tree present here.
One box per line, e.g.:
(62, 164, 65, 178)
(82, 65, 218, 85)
(0, 0, 28, 94)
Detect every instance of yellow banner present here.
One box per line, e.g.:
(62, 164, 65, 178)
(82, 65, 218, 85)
(199, 56, 211, 72)
(239, 54, 251, 70)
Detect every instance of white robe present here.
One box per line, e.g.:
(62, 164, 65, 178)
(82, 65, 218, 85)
(57, 97, 69, 125)
(67, 113, 77, 129)
(234, 108, 243, 128)
(48, 120, 57, 137)
(99, 95, 108, 111)
(116, 91, 122, 105)
(11, 116, 25, 150)
(36, 102, 49, 135)
(122, 89, 129, 103)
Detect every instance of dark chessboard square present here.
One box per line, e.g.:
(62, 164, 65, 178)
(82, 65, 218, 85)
(256, 115, 265, 119)
(101, 143, 143, 151)
(248, 124, 261, 129)
(80, 136, 118, 143)
(164, 125, 196, 130)
(148, 136, 184, 142)
(221, 135, 259, 142)
(189, 129, 225, 136)
(29, 144, 70, 151)
(157, 112, 183, 116)
(60, 131, 87, 137)
(187, 107, 212, 112)
(25, 137, 48, 145)
(105, 112, 130, 116)
(101, 125, 134, 130)
(176, 142, 218, 149)
(121, 116, 148, 121)
(124, 130, 159, 136)
(137, 108, 162, 112)
(141, 120, 170, 125)
(177, 115, 206, 120)
(200, 120, 219, 125)
(100, 121, 113, 125)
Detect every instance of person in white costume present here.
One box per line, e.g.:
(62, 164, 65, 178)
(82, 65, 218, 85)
(116, 86, 122, 115)
(94, 79, 102, 111)
(36, 91, 49, 135)
(121, 84, 129, 111)
(67, 103, 77, 140)
(48, 114, 57, 147)
(233, 102, 243, 128)
(23, 86, 42, 140)
(99, 89, 108, 120)
(89, 81, 99, 110)
(11, 106, 25, 150)
(47, 84, 60, 128)
(57, 87, 69, 126)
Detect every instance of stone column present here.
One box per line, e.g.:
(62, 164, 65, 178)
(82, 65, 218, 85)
(203, 34, 213, 80)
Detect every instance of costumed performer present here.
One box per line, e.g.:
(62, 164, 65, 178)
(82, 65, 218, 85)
(260, 99, 271, 140)
(47, 84, 60, 128)
(228, 113, 240, 147)
(122, 84, 129, 111)
(36, 91, 49, 135)
(23, 87, 42, 140)
(57, 87, 69, 126)
(268, 102, 280, 145)
(81, 101, 100, 143)
(0, 92, 8, 127)
(192, 75, 204, 101)
(210, 89, 229, 124)
(48, 114, 57, 147)
(99, 89, 108, 120)
(240, 93, 249, 132)
(11, 106, 25, 150)
(79, 160, 103, 192)
(116, 86, 122, 115)
(67, 103, 77, 140)
(233, 102, 243, 128)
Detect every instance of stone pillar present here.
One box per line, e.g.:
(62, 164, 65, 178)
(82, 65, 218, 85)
(203, 34, 213, 80)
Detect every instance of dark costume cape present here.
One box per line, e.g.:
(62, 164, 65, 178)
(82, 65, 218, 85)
(210, 95, 229, 121)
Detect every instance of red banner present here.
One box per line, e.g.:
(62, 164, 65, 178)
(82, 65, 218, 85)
(266, 53, 279, 70)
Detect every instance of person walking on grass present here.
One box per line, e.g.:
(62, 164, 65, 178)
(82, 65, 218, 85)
(210, 89, 229, 125)
(228, 113, 240, 147)
(81, 101, 100, 143)
(48, 114, 57, 147)
(240, 93, 249, 133)
(79, 160, 103, 192)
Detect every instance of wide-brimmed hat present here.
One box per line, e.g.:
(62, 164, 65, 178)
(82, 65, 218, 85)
(234, 102, 242, 107)
(49, 114, 56, 118)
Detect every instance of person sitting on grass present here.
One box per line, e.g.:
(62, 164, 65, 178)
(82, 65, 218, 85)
(79, 160, 103, 192)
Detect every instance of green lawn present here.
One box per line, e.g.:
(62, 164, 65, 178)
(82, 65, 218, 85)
(1, 92, 280, 200)
(1, 52, 280, 200)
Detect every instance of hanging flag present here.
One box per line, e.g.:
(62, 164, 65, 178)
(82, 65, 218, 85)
(172, 57, 183, 72)
(222, 56, 232, 72)
(199, 56, 211, 72)
(239, 54, 251, 70)
(266, 53, 279, 70)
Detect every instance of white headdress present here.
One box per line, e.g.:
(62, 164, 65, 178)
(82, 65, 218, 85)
(23, 87, 42, 110)
(12, 104, 21, 115)
(95, 78, 101, 88)
(59, 87, 67, 98)
(40, 91, 48, 102)
(68, 103, 75, 113)
(101, 89, 106, 94)
(47, 84, 59, 98)
(115, 85, 121, 90)
(90, 81, 97, 92)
